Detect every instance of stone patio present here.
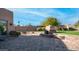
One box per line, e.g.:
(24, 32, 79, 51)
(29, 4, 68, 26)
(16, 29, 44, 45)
(0, 35, 68, 51)
(0, 34, 79, 51)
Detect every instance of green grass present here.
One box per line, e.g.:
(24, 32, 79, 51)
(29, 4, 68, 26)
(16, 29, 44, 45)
(56, 30, 79, 35)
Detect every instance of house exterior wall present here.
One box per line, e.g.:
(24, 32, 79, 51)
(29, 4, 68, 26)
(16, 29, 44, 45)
(15, 26, 37, 32)
(0, 8, 14, 33)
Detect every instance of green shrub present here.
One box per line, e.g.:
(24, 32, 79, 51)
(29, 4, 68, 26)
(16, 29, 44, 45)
(9, 31, 21, 37)
(38, 28, 43, 31)
(37, 27, 45, 31)
(0, 25, 4, 33)
(69, 28, 76, 31)
(1, 31, 7, 35)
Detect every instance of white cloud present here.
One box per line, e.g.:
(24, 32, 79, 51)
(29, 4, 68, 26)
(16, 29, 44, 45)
(7, 8, 50, 17)
(7, 8, 79, 25)
(7, 8, 67, 18)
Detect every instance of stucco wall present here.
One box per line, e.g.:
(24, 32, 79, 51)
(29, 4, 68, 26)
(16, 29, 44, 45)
(0, 8, 14, 32)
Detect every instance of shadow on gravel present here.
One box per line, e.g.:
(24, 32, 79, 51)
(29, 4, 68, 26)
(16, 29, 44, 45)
(0, 35, 69, 51)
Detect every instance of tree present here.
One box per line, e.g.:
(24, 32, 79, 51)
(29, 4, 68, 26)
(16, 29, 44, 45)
(41, 17, 60, 26)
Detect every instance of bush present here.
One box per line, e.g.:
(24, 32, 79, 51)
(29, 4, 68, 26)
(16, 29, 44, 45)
(1, 31, 7, 35)
(44, 30, 48, 34)
(63, 28, 68, 31)
(58, 27, 76, 31)
(38, 28, 43, 31)
(69, 28, 76, 31)
(9, 31, 21, 37)
(37, 27, 45, 31)
(0, 25, 4, 33)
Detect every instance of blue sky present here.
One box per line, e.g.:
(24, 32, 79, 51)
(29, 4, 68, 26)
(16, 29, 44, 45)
(7, 8, 79, 26)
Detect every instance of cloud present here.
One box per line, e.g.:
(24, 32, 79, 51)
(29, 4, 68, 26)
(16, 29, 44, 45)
(7, 8, 49, 17)
(7, 8, 79, 25)
(7, 8, 67, 18)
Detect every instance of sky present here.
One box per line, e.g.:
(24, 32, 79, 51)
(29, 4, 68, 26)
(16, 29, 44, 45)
(7, 8, 79, 26)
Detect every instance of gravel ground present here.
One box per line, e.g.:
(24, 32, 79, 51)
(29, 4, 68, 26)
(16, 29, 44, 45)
(62, 35, 79, 51)
(56, 34, 79, 51)
(0, 35, 68, 51)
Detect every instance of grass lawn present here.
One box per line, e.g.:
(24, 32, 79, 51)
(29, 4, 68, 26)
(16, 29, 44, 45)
(56, 30, 79, 35)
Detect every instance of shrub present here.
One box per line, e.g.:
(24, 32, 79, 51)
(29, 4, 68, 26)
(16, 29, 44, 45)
(63, 28, 68, 31)
(69, 28, 76, 31)
(0, 25, 4, 33)
(38, 28, 43, 31)
(1, 31, 7, 35)
(44, 30, 49, 34)
(37, 27, 45, 31)
(9, 31, 21, 37)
